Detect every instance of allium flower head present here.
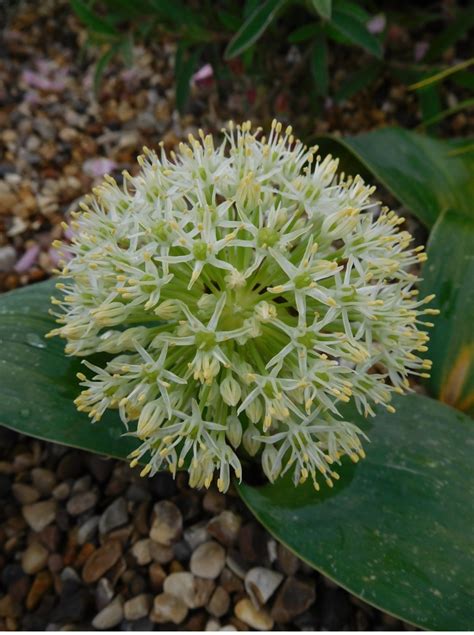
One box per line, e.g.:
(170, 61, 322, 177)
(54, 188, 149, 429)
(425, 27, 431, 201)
(49, 120, 436, 492)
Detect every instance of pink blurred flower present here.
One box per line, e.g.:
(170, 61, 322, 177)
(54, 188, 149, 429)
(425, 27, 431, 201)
(414, 42, 429, 62)
(367, 14, 386, 34)
(192, 64, 214, 88)
(83, 158, 118, 178)
(14, 245, 40, 273)
(21, 62, 68, 93)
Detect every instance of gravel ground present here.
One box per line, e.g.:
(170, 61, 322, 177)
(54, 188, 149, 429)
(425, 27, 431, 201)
(0, 427, 412, 631)
(0, 0, 470, 630)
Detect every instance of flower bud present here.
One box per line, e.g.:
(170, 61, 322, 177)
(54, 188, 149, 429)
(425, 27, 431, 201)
(226, 415, 243, 448)
(243, 424, 261, 456)
(220, 375, 242, 406)
(155, 299, 180, 320)
(245, 397, 263, 423)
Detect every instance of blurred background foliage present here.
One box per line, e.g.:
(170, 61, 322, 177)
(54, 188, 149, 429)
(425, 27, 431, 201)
(69, 0, 474, 131)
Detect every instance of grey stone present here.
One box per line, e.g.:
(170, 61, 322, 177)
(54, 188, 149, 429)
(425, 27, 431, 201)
(99, 497, 129, 534)
(92, 597, 124, 630)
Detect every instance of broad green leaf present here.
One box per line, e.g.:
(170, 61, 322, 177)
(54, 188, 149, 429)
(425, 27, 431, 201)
(0, 280, 139, 460)
(310, 32, 329, 96)
(310, 0, 332, 20)
(70, 0, 118, 36)
(237, 394, 474, 630)
(330, 6, 382, 58)
(224, 0, 285, 59)
(420, 211, 474, 415)
(319, 128, 474, 227)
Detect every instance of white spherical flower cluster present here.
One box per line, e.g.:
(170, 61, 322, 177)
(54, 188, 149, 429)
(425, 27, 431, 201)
(49, 120, 436, 492)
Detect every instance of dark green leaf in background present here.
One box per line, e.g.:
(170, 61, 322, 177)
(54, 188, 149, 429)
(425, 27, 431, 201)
(320, 128, 474, 227)
(310, 0, 332, 21)
(288, 22, 320, 44)
(70, 0, 118, 35)
(329, 4, 382, 58)
(420, 211, 474, 416)
(224, 0, 285, 59)
(425, 5, 474, 62)
(0, 280, 139, 460)
(175, 44, 201, 113)
(334, 61, 381, 103)
(93, 44, 120, 96)
(310, 30, 329, 96)
(238, 394, 474, 630)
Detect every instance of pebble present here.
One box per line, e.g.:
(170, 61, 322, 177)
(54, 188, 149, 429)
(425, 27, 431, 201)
(52, 482, 70, 501)
(82, 539, 122, 584)
(245, 567, 283, 606)
(238, 522, 268, 564)
(149, 500, 182, 546)
(208, 586, 231, 618)
(66, 490, 98, 516)
(72, 475, 92, 494)
(148, 562, 166, 591)
(12, 483, 40, 505)
(190, 541, 226, 579)
(271, 576, 316, 623)
(99, 496, 129, 534)
(123, 594, 151, 621)
(276, 543, 300, 576)
(0, 245, 16, 271)
(25, 570, 52, 611)
(21, 542, 49, 574)
(203, 489, 226, 514)
(92, 597, 124, 630)
(208, 511, 242, 546)
(51, 583, 92, 623)
(130, 537, 151, 565)
(184, 521, 210, 550)
(31, 468, 56, 496)
(77, 515, 100, 545)
(149, 540, 174, 564)
(164, 571, 215, 609)
(22, 500, 56, 532)
(151, 593, 188, 624)
(95, 577, 115, 611)
(234, 598, 274, 631)
(206, 617, 221, 630)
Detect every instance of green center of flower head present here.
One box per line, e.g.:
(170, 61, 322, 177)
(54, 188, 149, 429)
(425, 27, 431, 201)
(50, 120, 437, 493)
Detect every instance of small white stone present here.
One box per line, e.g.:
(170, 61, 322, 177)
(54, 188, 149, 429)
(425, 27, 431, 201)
(21, 542, 48, 575)
(235, 598, 274, 631)
(208, 586, 231, 618)
(190, 541, 226, 580)
(123, 594, 151, 621)
(150, 501, 182, 546)
(92, 597, 124, 630)
(131, 538, 152, 565)
(151, 593, 188, 625)
(164, 571, 215, 609)
(22, 500, 56, 532)
(245, 566, 283, 606)
(205, 618, 221, 631)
